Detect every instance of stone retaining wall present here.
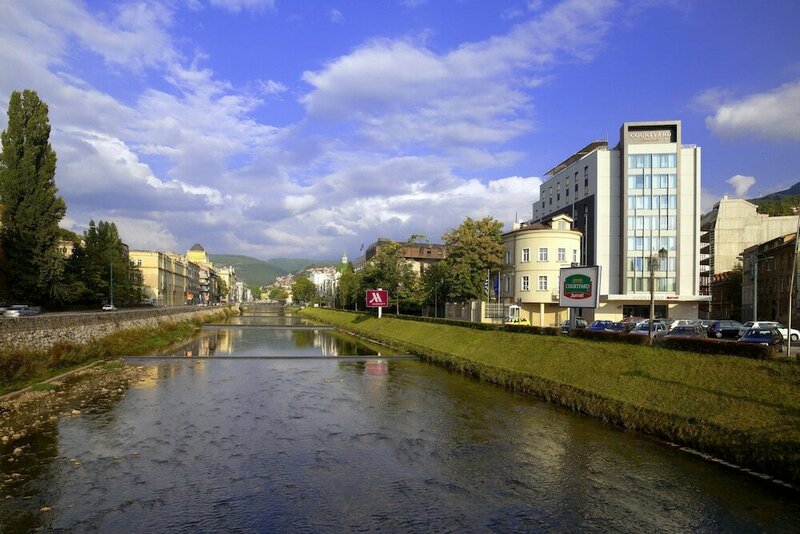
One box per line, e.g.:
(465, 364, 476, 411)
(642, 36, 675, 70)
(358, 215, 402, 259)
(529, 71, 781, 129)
(0, 306, 237, 351)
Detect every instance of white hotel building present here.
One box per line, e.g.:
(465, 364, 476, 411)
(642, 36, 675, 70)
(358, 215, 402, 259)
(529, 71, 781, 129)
(531, 120, 707, 321)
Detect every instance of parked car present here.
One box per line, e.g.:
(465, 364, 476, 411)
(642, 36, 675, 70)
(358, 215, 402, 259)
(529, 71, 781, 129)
(629, 321, 667, 337)
(737, 321, 800, 341)
(560, 318, 587, 334)
(738, 327, 784, 351)
(586, 320, 616, 331)
(605, 322, 628, 332)
(664, 324, 706, 338)
(669, 319, 699, 331)
(102, 304, 118, 311)
(696, 319, 716, 332)
(620, 316, 647, 332)
(706, 320, 744, 339)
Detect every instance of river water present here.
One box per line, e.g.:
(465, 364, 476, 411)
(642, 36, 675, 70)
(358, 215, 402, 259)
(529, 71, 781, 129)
(2, 307, 799, 532)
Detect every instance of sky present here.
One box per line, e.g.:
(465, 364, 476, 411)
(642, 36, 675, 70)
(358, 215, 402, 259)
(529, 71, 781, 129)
(1, 0, 799, 261)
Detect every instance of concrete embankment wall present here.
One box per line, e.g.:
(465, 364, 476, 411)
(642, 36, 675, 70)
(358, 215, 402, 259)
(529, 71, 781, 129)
(0, 306, 237, 351)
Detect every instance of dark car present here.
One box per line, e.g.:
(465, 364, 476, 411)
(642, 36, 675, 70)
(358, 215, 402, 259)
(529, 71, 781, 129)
(605, 322, 627, 332)
(664, 325, 706, 338)
(586, 320, 616, 331)
(706, 320, 744, 339)
(738, 327, 784, 351)
(561, 318, 587, 334)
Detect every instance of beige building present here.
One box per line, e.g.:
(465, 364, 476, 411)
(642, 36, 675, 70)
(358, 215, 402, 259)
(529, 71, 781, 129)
(129, 250, 190, 306)
(186, 244, 219, 304)
(700, 196, 798, 308)
(532, 120, 706, 321)
(500, 214, 582, 326)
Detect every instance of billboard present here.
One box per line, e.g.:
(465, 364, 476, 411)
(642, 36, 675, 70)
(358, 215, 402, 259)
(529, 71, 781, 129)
(365, 289, 389, 308)
(559, 266, 601, 308)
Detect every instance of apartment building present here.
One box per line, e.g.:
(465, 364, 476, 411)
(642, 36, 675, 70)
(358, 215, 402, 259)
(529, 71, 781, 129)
(500, 214, 582, 326)
(129, 250, 190, 306)
(700, 196, 798, 308)
(531, 120, 706, 321)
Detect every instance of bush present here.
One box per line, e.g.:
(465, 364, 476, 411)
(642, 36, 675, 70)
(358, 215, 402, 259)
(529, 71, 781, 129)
(657, 336, 773, 359)
(571, 329, 650, 345)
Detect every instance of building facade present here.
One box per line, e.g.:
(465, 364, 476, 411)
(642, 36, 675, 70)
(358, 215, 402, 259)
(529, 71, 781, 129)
(356, 238, 447, 275)
(740, 233, 799, 325)
(500, 214, 582, 326)
(700, 196, 798, 316)
(129, 250, 190, 306)
(531, 120, 706, 321)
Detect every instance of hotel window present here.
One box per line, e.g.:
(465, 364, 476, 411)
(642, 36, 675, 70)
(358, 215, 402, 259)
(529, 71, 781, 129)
(583, 166, 589, 189)
(505, 277, 510, 292)
(522, 275, 530, 291)
(538, 247, 548, 261)
(652, 153, 676, 168)
(522, 248, 530, 262)
(628, 154, 652, 169)
(573, 249, 578, 263)
(538, 276, 548, 291)
(557, 182, 561, 202)
(557, 248, 566, 262)
(566, 177, 570, 197)
(505, 250, 511, 264)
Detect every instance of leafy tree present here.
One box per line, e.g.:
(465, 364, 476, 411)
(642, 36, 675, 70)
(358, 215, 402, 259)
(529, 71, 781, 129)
(0, 90, 68, 304)
(420, 261, 451, 317)
(291, 276, 316, 304)
(268, 287, 289, 302)
(337, 263, 359, 309)
(73, 220, 141, 306)
(442, 216, 504, 301)
(359, 240, 417, 314)
(217, 278, 229, 302)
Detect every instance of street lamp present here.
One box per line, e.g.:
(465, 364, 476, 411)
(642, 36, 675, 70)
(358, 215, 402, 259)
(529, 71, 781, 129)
(648, 248, 668, 343)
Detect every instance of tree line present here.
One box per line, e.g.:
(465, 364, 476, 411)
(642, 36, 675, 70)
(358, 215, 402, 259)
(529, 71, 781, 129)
(0, 89, 143, 308)
(290, 216, 505, 315)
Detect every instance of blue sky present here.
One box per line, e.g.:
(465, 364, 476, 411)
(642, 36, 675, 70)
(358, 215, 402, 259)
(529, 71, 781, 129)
(1, 0, 798, 261)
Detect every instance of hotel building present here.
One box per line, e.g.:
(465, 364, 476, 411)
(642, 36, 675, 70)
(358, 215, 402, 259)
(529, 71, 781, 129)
(531, 120, 706, 321)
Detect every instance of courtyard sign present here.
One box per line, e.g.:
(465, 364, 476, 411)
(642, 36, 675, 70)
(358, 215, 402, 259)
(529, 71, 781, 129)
(559, 266, 601, 308)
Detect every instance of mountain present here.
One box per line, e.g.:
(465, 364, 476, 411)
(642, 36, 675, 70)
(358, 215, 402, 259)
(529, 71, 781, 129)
(749, 181, 800, 216)
(207, 255, 330, 286)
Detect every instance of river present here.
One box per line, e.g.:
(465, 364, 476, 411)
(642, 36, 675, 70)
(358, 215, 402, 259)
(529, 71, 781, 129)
(1, 307, 799, 532)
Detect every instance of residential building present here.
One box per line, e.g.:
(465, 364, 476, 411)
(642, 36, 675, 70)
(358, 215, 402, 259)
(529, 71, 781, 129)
(700, 196, 798, 316)
(186, 244, 219, 304)
(740, 233, 799, 325)
(531, 120, 706, 321)
(500, 214, 582, 326)
(129, 250, 190, 306)
(356, 238, 447, 275)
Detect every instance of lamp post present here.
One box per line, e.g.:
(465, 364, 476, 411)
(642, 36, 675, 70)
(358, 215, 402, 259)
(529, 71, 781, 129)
(648, 248, 668, 344)
(749, 251, 772, 321)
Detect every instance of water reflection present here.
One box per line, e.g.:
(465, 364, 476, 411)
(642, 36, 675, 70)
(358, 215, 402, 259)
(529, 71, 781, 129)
(2, 307, 799, 531)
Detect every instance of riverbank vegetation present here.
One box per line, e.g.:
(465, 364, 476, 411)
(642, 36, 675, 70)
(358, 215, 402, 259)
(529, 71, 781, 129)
(0, 310, 231, 396)
(301, 308, 800, 485)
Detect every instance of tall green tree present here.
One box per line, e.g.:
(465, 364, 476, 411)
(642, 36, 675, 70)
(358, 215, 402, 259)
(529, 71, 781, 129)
(420, 260, 450, 317)
(442, 216, 504, 301)
(291, 276, 317, 304)
(360, 240, 417, 314)
(0, 90, 68, 304)
(337, 262, 359, 309)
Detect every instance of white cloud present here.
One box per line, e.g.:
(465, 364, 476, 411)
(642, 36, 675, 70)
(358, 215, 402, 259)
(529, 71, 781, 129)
(208, 0, 275, 13)
(301, 0, 616, 151)
(704, 81, 800, 141)
(330, 9, 344, 23)
(115, 218, 180, 251)
(726, 174, 756, 197)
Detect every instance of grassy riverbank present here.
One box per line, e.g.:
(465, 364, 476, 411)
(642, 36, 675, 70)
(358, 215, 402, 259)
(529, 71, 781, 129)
(301, 308, 800, 485)
(0, 309, 232, 396)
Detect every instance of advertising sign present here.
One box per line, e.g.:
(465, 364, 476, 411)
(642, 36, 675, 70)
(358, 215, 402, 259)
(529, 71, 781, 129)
(365, 289, 389, 308)
(559, 266, 601, 308)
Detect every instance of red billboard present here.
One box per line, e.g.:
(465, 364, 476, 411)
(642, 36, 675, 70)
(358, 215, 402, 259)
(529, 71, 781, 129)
(365, 289, 389, 308)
